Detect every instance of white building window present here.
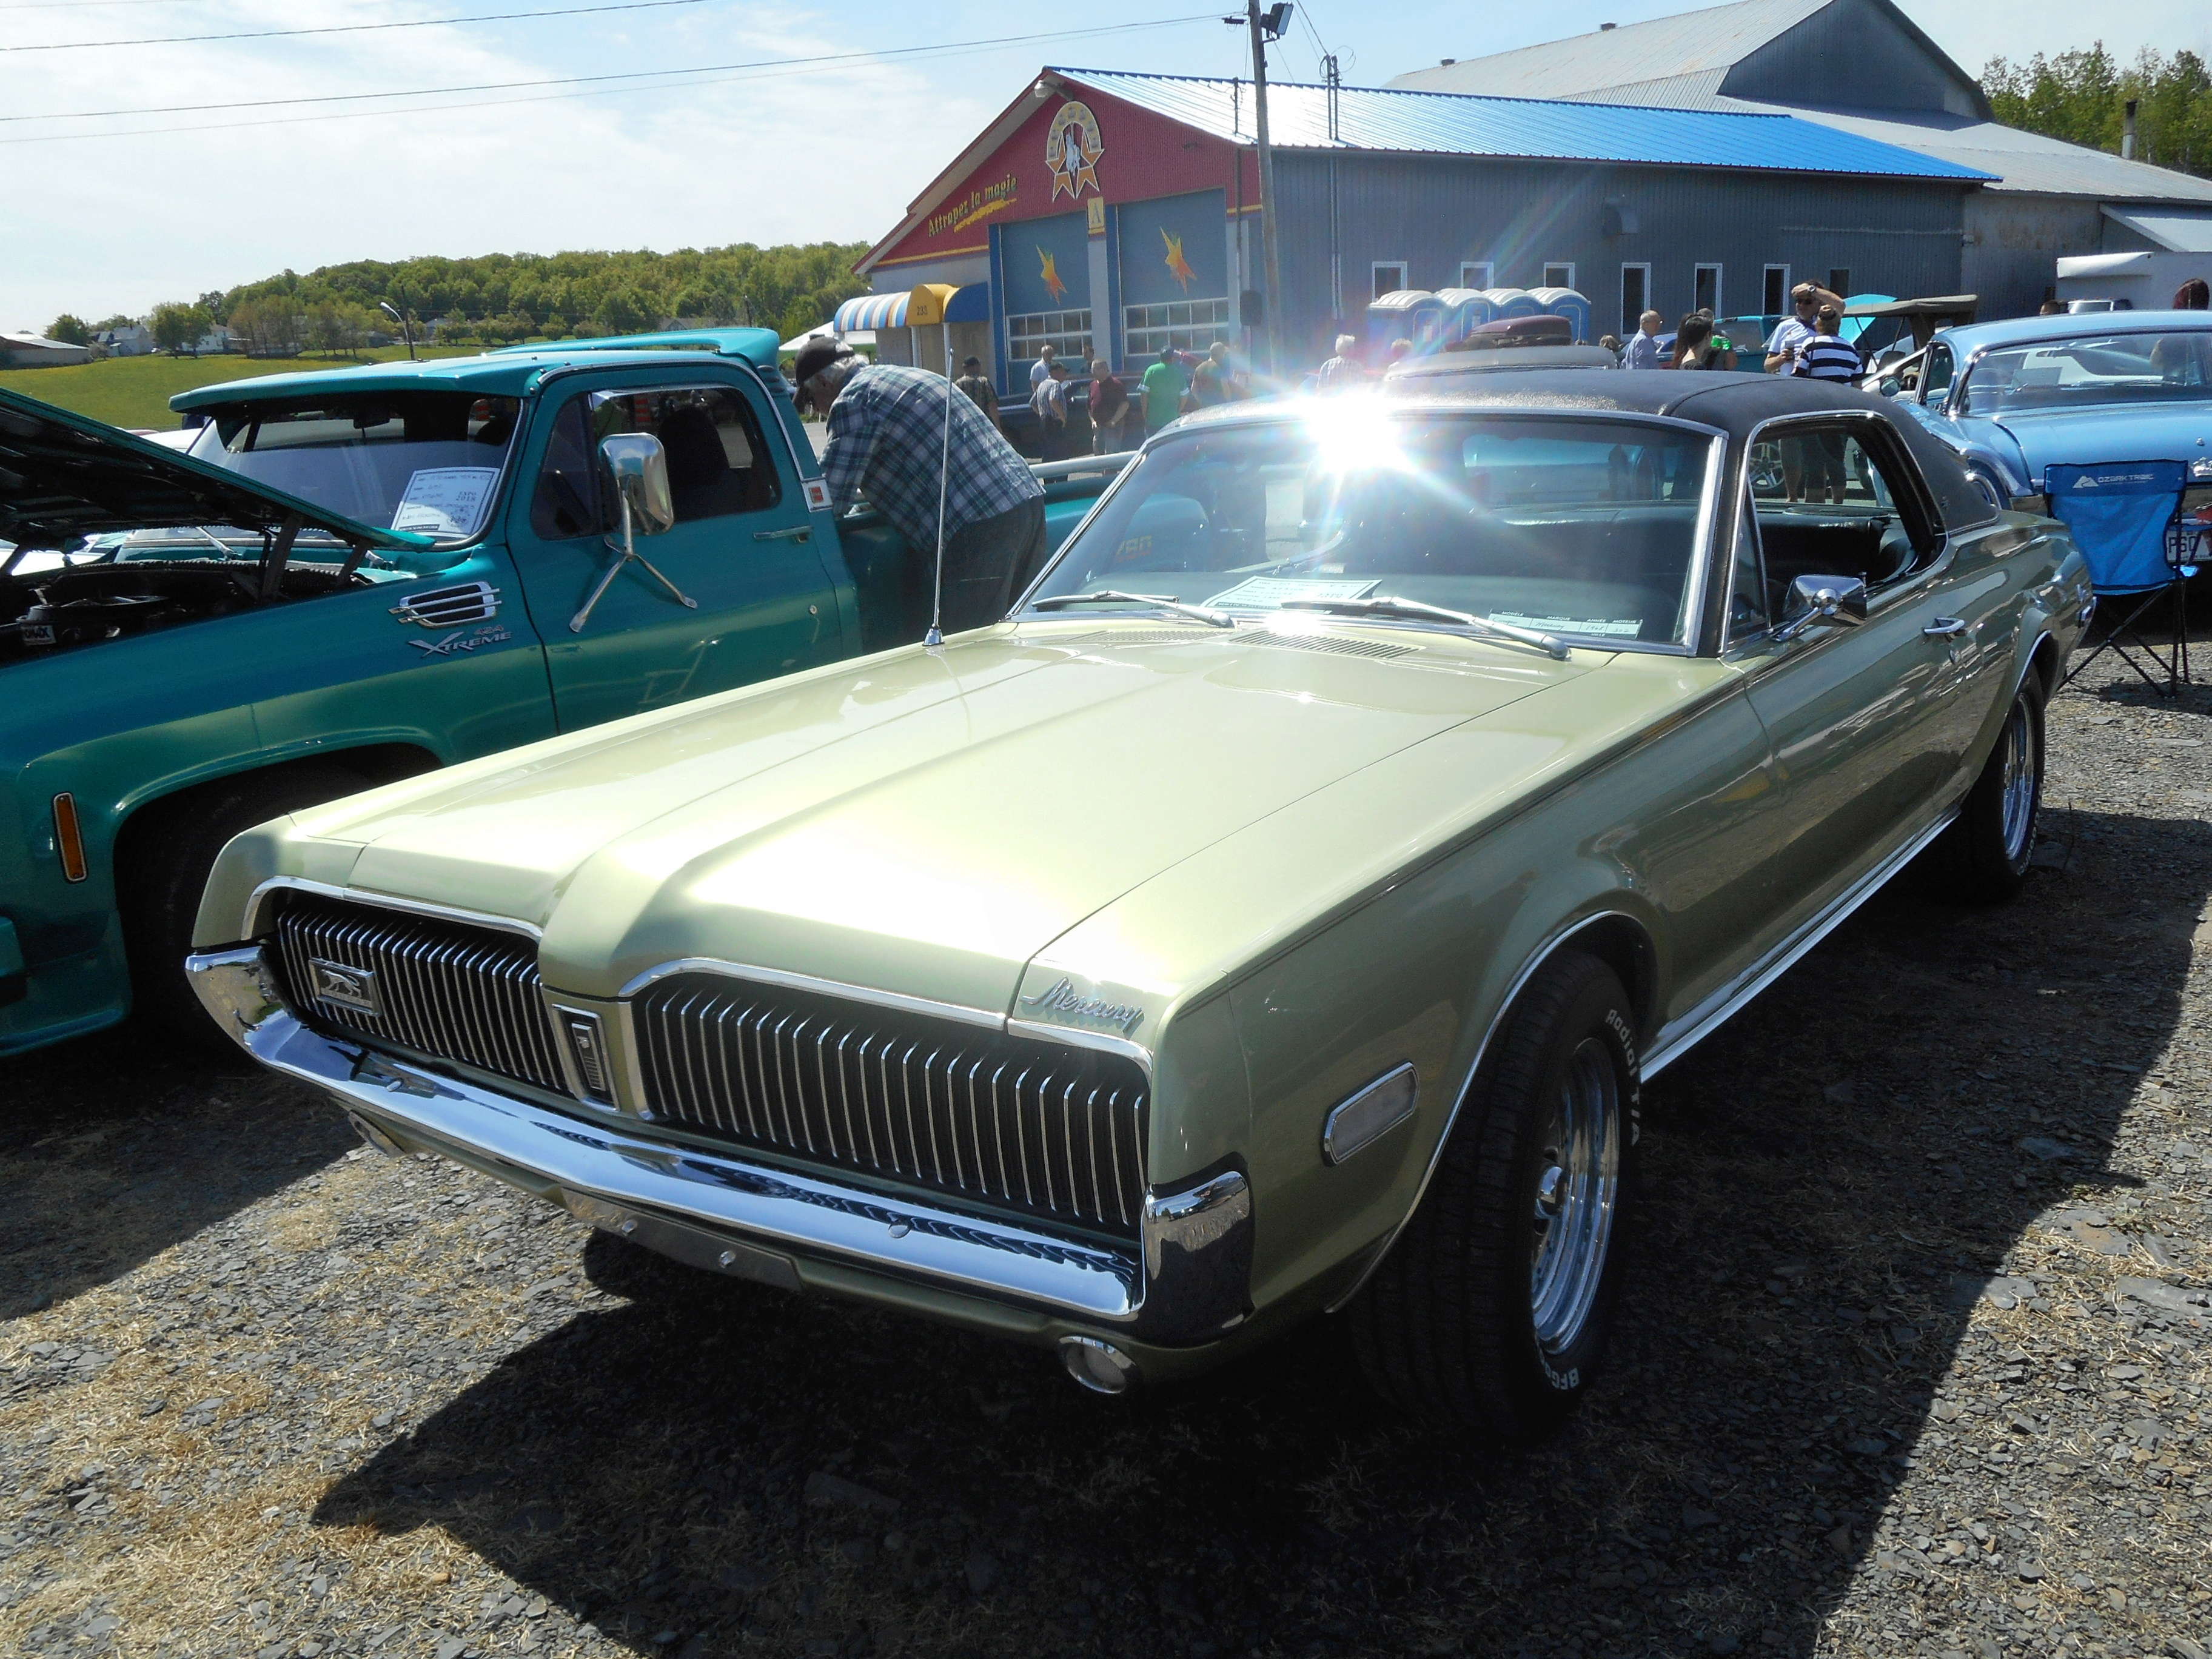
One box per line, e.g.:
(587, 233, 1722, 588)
(1620, 264, 1651, 334)
(1372, 262, 1408, 300)
(1542, 262, 1575, 290)
(1124, 298, 1231, 359)
(1763, 265, 1790, 319)
(1458, 261, 1493, 290)
(1007, 309, 1093, 376)
(1694, 264, 1722, 317)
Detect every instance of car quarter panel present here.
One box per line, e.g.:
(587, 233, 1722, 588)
(1025, 651, 1767, 1313)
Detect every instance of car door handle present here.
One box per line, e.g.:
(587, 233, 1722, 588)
(1922, 616, 1966, 638)
(753, 525, 811, 543)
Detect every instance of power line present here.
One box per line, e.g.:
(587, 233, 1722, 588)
(2, 0, 700, 51)
(0, 15, 1220, 139)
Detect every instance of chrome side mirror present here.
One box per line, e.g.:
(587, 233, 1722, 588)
(1773, 574, 1868, 642)
(598, 432, 675, 537)
(569, 433, 695, 633)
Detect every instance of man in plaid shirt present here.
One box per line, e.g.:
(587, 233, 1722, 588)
(792, 341, 1045, 634)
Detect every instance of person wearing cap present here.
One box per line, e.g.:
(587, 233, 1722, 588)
(791, 340, 1045, 635)
(953, 355, 999, 431)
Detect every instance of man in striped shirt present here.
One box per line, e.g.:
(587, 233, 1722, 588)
(1792, 306, 1866, 503)
(1794, 305, 1865, 384)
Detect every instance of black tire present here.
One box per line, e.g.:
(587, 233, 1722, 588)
(1349, 950, 1639, 1441)
(119, 763, 364, 1044)
(1932, 673, 2044, 903)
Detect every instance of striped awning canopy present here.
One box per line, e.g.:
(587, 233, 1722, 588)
(835, 290, 910, 333)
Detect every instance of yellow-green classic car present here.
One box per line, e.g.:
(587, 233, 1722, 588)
(189, 374, 2090, 1438)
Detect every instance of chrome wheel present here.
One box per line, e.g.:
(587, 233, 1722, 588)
(1998, 695, 2037, 863)
(1529, 1037, 1622, 1356)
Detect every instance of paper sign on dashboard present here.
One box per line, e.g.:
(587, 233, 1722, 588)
(1201, 576, 1379, 612)
(391, 468, 500, 540)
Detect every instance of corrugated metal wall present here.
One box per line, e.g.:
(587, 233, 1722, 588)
(1272, 152, 1969, 362)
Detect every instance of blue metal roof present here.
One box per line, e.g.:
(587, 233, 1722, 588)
(1056, 68, 1996, 183)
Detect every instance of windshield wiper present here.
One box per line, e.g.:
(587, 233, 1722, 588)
(1030, 590, 1236, 629)
(1277, 595, 1571, 660)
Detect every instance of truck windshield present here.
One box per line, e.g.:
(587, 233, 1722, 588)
(185, 391, 521, 543)
(1025, 406, 1717, 651)
(1957, 330, 2212, 416)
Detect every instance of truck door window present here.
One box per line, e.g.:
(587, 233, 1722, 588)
(529, 384, 781, 540)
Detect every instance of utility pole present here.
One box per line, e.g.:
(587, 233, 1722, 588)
(1243, 1, 1289, 381)
(1324, 52, 1341, 340)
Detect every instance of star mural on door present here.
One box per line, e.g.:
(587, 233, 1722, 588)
(1161, 229, 1196, 293)
(1038, 246, 1068, 304)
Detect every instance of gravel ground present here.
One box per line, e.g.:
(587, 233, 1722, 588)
(5, 651, 2211, 1659)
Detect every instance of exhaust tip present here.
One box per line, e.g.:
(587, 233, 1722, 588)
(1058, 1335, 1138, 1395)
(345, 1111, 405, 1158)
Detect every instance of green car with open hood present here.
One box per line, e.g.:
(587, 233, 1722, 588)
(191, 374, 2089, 1432)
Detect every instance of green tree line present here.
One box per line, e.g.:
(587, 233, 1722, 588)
(1982, 45, 2212, 176)
(49, 241, 872, 358)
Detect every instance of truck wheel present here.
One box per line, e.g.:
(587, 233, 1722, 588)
(120, 764, 363, 1045)
(1932, 674, 2043, 903)
(1349, 950, 1638, 1441)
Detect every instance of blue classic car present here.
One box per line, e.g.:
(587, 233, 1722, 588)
(1868, 311, 2212, 515)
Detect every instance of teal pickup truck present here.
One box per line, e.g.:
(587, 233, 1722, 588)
(1, 328, 1114, 1054)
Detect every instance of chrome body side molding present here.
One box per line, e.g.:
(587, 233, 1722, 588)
(1639, 805, 1957, 1078)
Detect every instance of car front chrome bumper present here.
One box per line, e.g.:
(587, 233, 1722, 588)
(187, 945, 1252, 1347)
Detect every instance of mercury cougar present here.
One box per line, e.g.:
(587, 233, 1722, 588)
(190, 374, 2088, 1436)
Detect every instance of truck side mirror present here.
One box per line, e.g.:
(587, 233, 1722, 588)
(597, 433, 675, 537)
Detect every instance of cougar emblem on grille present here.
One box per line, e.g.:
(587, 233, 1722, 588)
(308, 957, 382, 1016)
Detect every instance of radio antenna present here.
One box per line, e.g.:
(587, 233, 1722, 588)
(925, 333, 954, 649)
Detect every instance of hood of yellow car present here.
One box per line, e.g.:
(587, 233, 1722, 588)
(294, 618, 1589, 1013)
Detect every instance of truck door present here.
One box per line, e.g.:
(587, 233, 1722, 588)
(508, 374, 841, 730)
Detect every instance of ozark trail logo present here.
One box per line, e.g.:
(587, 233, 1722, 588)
(307, 957, 382, 1016)
(1021, 977, 1144, 1034)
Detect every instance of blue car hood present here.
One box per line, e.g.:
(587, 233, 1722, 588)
(1971, 401, 2212, 487)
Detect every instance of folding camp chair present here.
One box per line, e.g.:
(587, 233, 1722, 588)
(2049, 460, 2197, 696)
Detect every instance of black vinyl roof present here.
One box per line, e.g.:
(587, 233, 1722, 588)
(0, 389, 424, 554)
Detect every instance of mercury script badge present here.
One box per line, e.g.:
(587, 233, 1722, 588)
(307, 957, 382, 1017)
(1020, 977, 1144, 1034)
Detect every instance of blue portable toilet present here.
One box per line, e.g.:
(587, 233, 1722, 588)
(1485, 287, 1544, 323)
(1367, 290, 1446, 355)
(1528, 286, 1592, 343)
(1432, 288, 1496, 347)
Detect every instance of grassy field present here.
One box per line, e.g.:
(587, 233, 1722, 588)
(0, 344, 478, 432)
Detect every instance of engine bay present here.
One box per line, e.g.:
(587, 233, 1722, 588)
(0, 558, 378, 665)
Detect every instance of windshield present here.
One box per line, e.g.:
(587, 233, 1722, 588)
(186, 390, 520, 543)
(1957, 330, 2212, 417)
(1025, 407, 1717, 650)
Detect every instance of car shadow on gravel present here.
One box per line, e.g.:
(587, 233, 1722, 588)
(1, 1024, 353, 1321)
(316, 804, 2211, 1658)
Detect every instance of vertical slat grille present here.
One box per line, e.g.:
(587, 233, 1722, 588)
(272, 896, 566, 1094)
(634, 976, 1147, 1238)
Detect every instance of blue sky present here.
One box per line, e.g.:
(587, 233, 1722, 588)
(2, 0, 2200, 330)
